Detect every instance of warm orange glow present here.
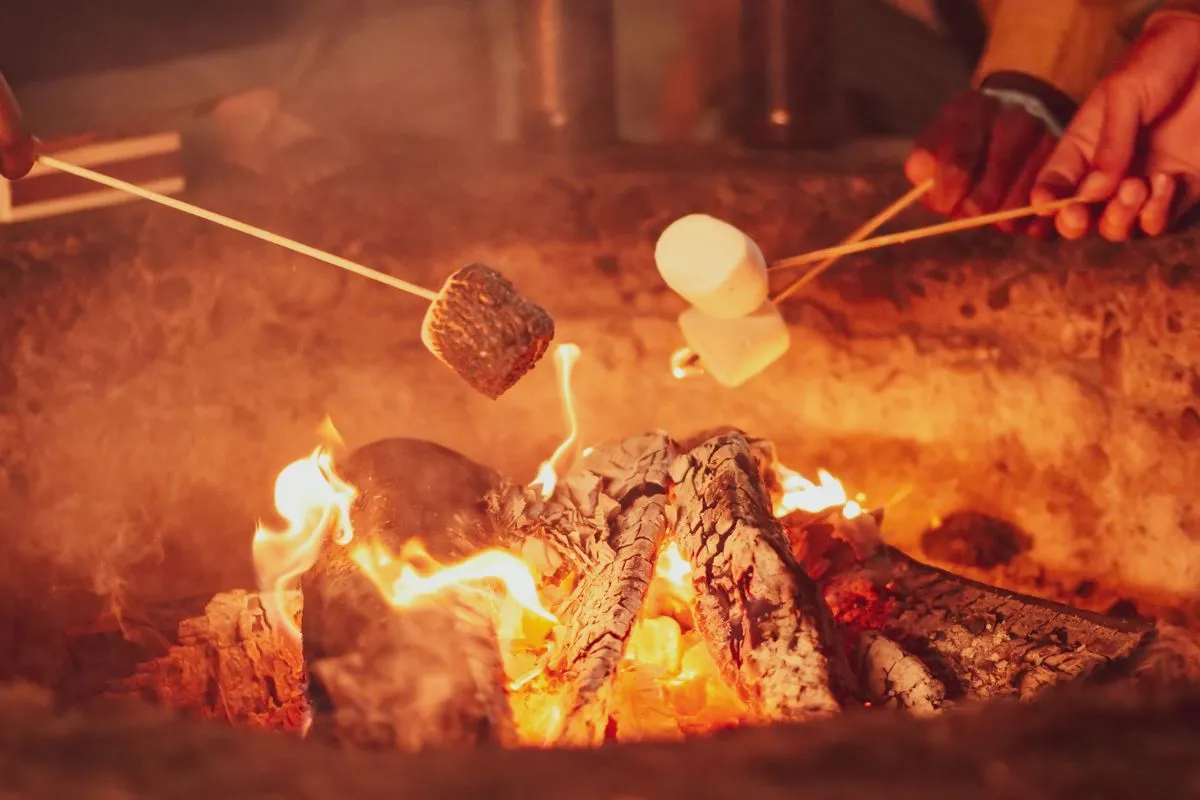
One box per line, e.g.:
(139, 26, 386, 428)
(774, 464, 863, 520)
(656, 542, 693, 593)
(531, 343, 583, 497)
(250, 356, 876, 747)
(670, 346, 705, 380)
(252, 425, 356, 644)
(349, 538, 558, 624)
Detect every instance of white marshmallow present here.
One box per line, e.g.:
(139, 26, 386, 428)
(655, 214, 769, 319)
(678, 301, 790, 388)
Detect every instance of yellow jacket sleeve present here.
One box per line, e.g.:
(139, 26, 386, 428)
(974, 0, 1198, 107)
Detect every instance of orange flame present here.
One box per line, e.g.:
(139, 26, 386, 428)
(250, 350, 879, 745)
(252, 425, 356, 644)
(774, 464, 864, 520)
(670, 347, 705, 380)
(531, 343, 583, 497)
(349, 538, 558, 624)
(656, 542, 693, 596)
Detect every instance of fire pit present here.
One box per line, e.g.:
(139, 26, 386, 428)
(2, 140, 1199, 796)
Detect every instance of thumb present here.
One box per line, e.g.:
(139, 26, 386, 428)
(1031, 95, 1103, 211)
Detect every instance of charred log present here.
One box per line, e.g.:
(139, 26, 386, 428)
(537, 433, 677, 745)
(300, 438, 516, 751)
(106, 590, 307, 732)
(823, 548, 1155, 703)
(669, 431, 846, 721)
(854, 631, 946, 716)
(306, 588, 516, 752)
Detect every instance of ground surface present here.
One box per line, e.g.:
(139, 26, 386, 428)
(3, 681, 1198, 799)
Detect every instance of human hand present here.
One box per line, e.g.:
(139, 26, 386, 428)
(1031, 13, 1200, 241)
(0, 70, 35, 180)
(905, 89, 1059, 236)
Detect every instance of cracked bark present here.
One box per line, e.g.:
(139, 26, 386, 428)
(669, 431, 845, 721)
(507, 433, 678, 746)
(854, 631, 945, 716)
(306, 588, 517, 753)
(823, 547, 1155, 703)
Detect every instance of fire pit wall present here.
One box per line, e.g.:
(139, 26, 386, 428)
(1, 144, 1198, 680)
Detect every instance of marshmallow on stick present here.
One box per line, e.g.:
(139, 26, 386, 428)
(677, 301, 790, 388)
(655, 214, 769, 319)
(422, 263, 556, 399)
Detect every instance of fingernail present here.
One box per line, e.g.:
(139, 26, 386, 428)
(1061, 206, 1089, 234)
(1079, 172, 1112, 200)
(905, 150, 935, 183)
(1118, 180, 1143, 207)
(1151, 172, 1173, 198)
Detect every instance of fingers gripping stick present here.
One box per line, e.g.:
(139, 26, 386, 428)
(38, 155, 554, 399)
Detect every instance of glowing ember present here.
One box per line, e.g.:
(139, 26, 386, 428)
(531, 343, 583, 497)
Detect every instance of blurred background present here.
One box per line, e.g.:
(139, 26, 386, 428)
(0, 0, 978, 160)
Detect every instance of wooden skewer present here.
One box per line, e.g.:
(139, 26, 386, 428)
(37, 155, 440, 302)
(771, 195, 1083, 273)
(771, 178, 933, 305)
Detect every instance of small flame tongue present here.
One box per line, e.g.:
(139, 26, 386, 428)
(252, 422, 355, 644)
(531, 343, 583, 497)
(775, 465, 863, 519)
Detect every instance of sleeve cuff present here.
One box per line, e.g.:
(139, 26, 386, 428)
(978, 71, 1078, 130)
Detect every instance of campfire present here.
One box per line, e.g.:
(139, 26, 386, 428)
(107, 342, 1174, 755)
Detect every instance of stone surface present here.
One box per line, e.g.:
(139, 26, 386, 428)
(1, 139, 1198, 691)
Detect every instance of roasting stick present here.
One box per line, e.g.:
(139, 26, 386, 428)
(770, 194, 1082, 274)
(39, 154, 439, 301)
(771, 178, 933, 305)
(38, 155, 556, 399)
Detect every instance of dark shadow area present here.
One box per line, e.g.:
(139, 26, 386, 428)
(0, 1, 296, 87)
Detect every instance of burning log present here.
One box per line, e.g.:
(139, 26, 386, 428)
(306, 588, 517, 752)
(853, 632, 945, 716)
(538, 433, 678, 745)
(106, 590, 307, 732)
(669, 431, 846, 721)
(301, 438, 518, 752)
(821, 548, 1155, 703)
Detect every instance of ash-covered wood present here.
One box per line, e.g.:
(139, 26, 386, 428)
(301, 438, 516, 751)
(539, 433, 677, 745)
(420, 262, 555, 399)
(823, 547, 1155, 703)
(307, 588, 516, 752)
(106, 591, 307, 732)
(854, 631, 945, 716)
(669, 431, 845, 721)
